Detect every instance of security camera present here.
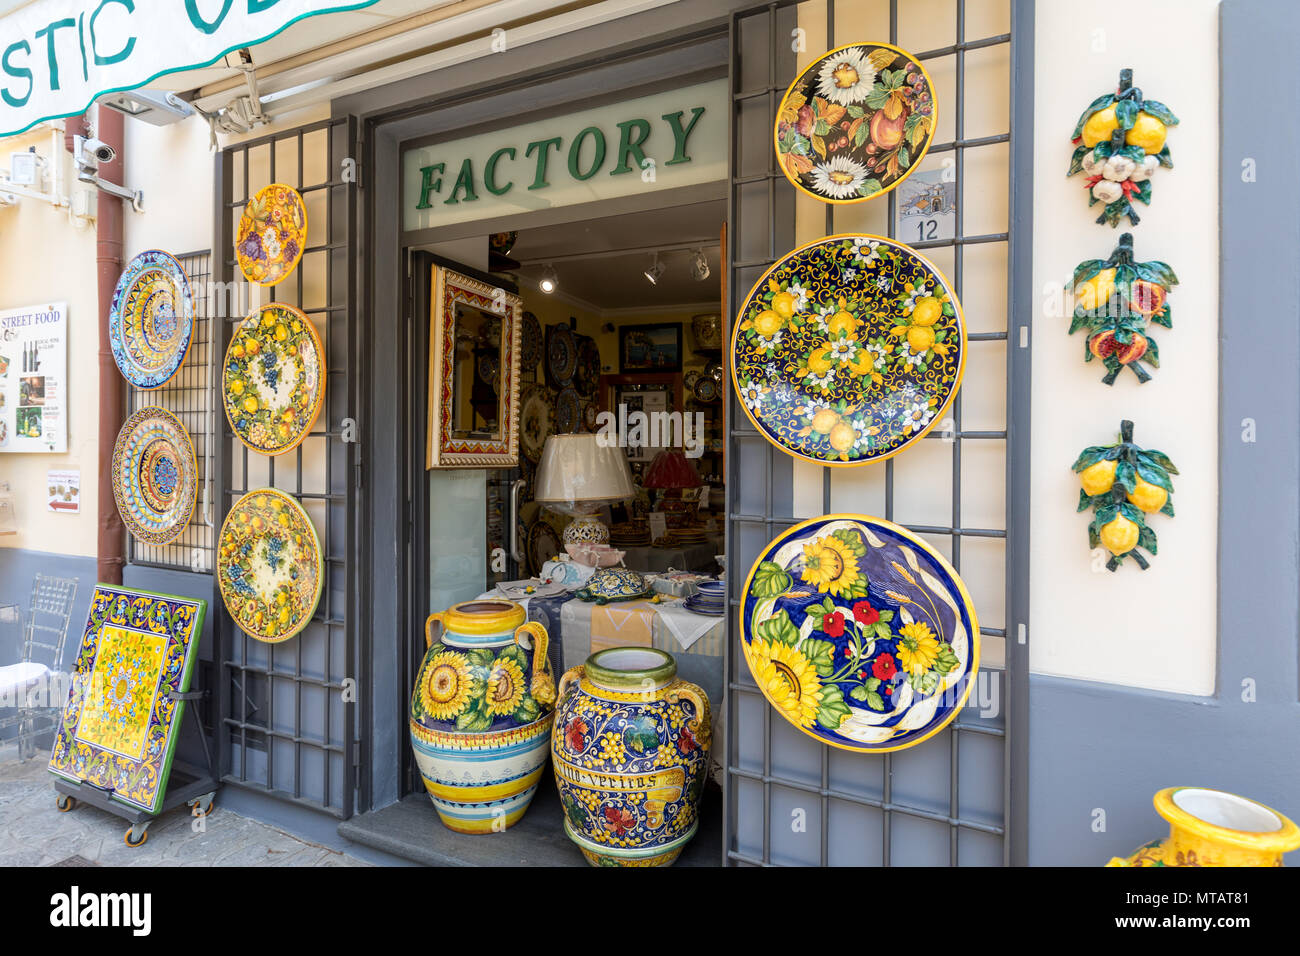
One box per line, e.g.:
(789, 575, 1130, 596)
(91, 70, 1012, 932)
(74, 136, 115, 167)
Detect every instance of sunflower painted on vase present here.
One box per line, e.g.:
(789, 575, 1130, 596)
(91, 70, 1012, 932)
(409, 600, 556, 834)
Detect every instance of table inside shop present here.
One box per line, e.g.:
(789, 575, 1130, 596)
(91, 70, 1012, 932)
(477, 587, 725, 766)
(619, 535, 724, 574)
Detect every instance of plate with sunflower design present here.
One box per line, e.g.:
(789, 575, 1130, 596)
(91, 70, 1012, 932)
(740, 514, 979, 753)
(217, 488, 323, 643)
(222, 303, 326, 456)
(732, 233, 964, 465)
(236, 183, 308, 287)
(776, 43, 936, 203)
(109, 250, 195, 389)
(111, 406, 197, 546)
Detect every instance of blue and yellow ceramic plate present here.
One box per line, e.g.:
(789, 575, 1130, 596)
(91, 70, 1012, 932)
(740, 514, 978, 753)
(112, 406, 197, 546)
(732, 233, 964, 466)
(109, 250, 195, 389)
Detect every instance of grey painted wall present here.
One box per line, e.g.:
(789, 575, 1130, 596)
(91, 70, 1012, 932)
(0, 548, 95, 672)
(1027, 0, 1300, 866)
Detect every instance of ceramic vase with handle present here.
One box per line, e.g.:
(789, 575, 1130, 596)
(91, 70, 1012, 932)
(551, 647, 710, 866)
(409, 600, 556, 834)
(1107, 787, 1300, 866)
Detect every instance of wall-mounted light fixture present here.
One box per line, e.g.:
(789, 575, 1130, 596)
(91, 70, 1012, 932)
(539, 264, 559, 294)
(644, 255, 665, 285)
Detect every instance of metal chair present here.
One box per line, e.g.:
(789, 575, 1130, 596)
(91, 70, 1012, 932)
(0, 574, 78, 760)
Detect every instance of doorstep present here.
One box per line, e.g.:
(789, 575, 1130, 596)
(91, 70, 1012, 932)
(338, 775, 722, 867)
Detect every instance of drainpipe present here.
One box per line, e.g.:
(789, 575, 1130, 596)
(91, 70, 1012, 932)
(96, 106, 125, 585)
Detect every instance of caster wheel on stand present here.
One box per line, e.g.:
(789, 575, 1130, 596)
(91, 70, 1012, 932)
(124, 825, 149, 848)
(56, 795, 76, 812)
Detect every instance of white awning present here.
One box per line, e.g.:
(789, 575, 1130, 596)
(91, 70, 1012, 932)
(0, 0, 381, 136)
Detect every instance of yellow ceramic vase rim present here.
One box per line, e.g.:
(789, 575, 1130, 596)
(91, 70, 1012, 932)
(729, 232, 967, 468)
(439, 599, 526, 635)
(1154, 787, 1300, 854)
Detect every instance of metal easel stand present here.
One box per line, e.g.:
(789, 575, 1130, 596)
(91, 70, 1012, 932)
(52, 688, 218, 848)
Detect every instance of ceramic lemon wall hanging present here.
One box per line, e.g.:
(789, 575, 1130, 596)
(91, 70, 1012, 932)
(1068, 69, 1178, 226)
(1070, 233, 1178, 384)
(1073, 420, 1178, 571)
(775, 43, 936, 203)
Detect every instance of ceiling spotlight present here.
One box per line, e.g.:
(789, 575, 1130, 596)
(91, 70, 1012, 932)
(539, 264, 558, 294)
(644, 255, 665, 285)
(691, 248, 710, 281)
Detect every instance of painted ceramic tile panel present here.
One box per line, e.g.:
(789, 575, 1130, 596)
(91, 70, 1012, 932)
(48, 586, 206, 814)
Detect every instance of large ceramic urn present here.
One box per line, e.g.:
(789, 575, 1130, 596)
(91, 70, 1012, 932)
(409, 600, 556, 834)
(551, 647, 710, 866)
(1107, 787, 1300, 867)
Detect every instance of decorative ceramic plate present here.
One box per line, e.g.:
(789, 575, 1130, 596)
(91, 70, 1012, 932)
(775, 43, 936, 203)
(236, 183, 308, 286)
(109, 250, 195, 389)
(693, 376, 719, 404)
(48, 585, 206, 813)
(545, 323, 577, 387)
(732, 233, 964, 465)
(222, 303, 326, 456)
(556, 386, 581, 434)
(582, 401, 599, 432)
(519, 385, 552, 463)
(706, 358, 724, 383)
(520, 310, 543, 371)
(740, 514, 978, 753)
(217, 488, 323, 643)
(573, 335, 601, 397)
(112, 407, 197, 546)
(526, 518, 562, 576)
(575, 566, 653, 604)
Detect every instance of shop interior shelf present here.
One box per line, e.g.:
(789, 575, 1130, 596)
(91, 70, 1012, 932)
(338, 775, 722, 867)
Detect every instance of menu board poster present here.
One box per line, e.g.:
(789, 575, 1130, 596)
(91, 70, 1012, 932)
(0, 302, 68, 454)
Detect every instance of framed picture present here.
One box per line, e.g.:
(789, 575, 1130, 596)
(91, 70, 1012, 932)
(618, 322, 682, 373)
(426, 263, 522, 468)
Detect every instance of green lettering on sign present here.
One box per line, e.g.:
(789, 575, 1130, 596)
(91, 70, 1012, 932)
(247, 0, 283, 11)
(567, 127, 606, 181)
(661, 107, 706, 166)
(484, 147, 515, 196)
(91, 0, 136, 67)
(33, 19, 75, 92)
(415, 163, 445, 209)
(524, 137, 562, 190)
(445, 158, 478, 205)
(186, 0, 233, 35)
(1, 41, 32, 108)
(610, 118, 650, 175)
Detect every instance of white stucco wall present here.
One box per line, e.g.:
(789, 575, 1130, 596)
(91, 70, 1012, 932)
(1030, 0, 1220, 694)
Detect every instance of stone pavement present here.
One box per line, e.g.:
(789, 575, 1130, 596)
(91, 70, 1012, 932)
(0, 749, 371, 867)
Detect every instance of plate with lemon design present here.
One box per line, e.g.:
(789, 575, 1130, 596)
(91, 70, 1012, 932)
(217, 488, 323, 643)
(732, 234, 964, 465)
(740, 514, 979, 753)
(222, 303, 326, 456)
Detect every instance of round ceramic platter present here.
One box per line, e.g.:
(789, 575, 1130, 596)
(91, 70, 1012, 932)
(520, 311, 543, 371)
(574, 335, 601, 397)
(740, 514, 978, 753)
(111, 406, 197, 545)
(526, 519, 562, 576)
(109, 250, 195, 389)
(546, 323, 577, 386)
(693, 377, 719, 404)
(519, 384, 552, 463)
(217, 488, 323, 643)
(732, 233, 964, 465)
(775, 42, 936, 203)
(222, 303, 326, 456)
(556, 386, 581, 434)
(236, 183, 308, 286)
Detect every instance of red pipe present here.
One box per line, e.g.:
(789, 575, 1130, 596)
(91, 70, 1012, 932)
(96, 106, 125, 585)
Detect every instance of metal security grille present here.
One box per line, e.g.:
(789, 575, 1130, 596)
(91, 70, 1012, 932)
(724, 0, 1031, 865)
(126, 250, 217, 572)
(215, 119, 360, 818)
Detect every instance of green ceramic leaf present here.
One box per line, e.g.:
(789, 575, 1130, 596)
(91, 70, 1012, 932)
(1114, 98, 1139, 129)
(1141, 449, 1179, 474)
(849, 684, 870, 702)
(1067, 143, 1092, 176)
(467, 648, 494, 667)
(1071, 445, 1113, 471)
(1150, 304, 1172, 329)
(1135, 459, 1174, 492)
(1140, 99, 1179, 126)
(816, 684, 851, 730)
(1072, 258, 1111, 285)
(755, 610, 799, 647)
(866, 691, 886, 711)
(622, 715, 660, 754)
(802, 638, 836, 677)
(1155, 144, 1173, 168)
(514, 695, 540, 724)
(831, 528, 867, 556)
(1138, 524, 1158, 555)
(751, 561, 792, 598)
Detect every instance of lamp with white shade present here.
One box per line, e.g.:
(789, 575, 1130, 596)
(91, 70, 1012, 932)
(533, 433, 635, 555)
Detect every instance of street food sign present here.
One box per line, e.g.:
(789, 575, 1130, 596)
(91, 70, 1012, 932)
(0, 0, 379, 137)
